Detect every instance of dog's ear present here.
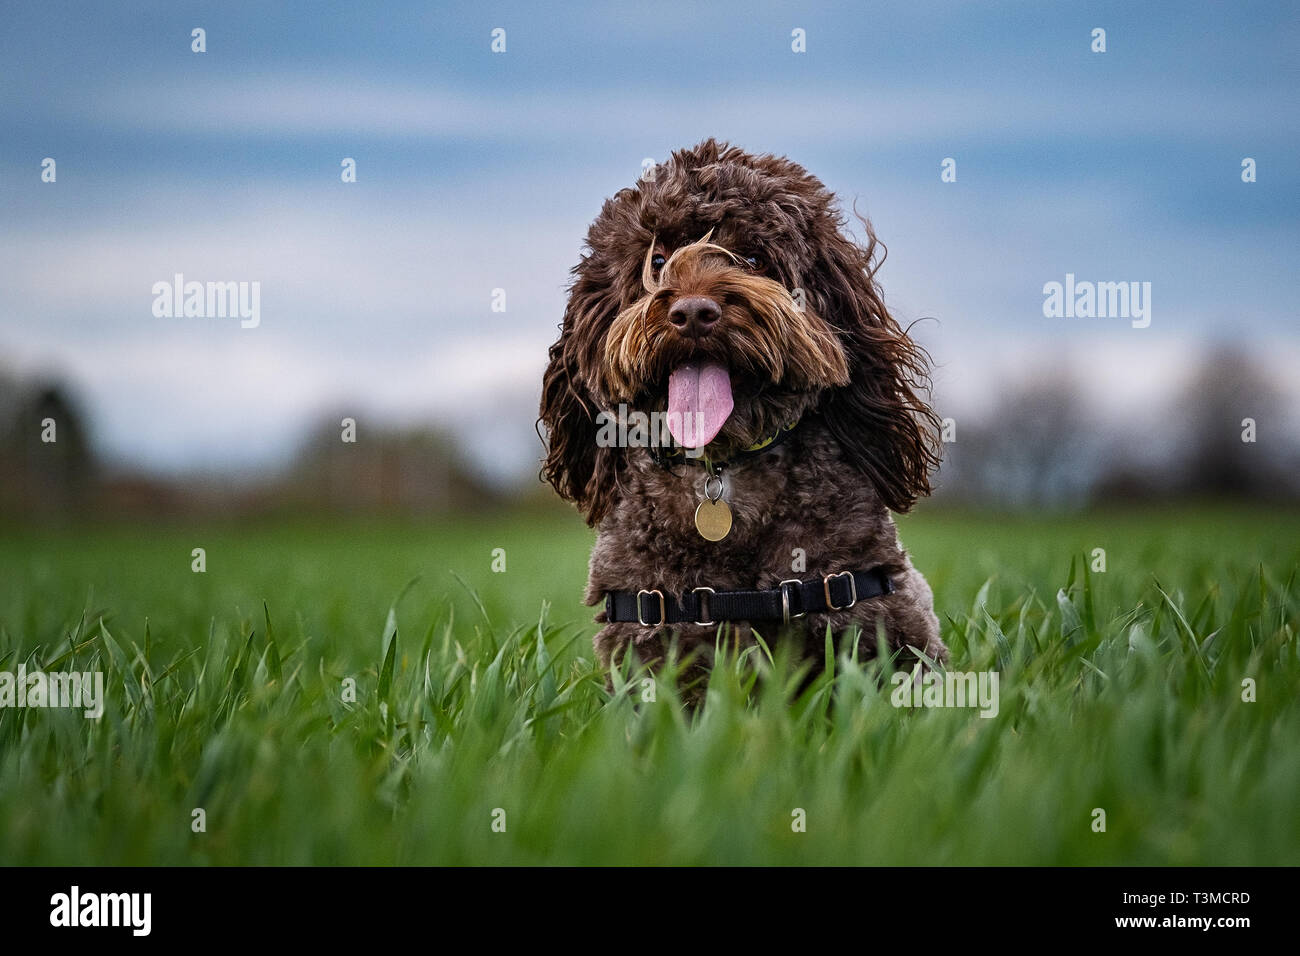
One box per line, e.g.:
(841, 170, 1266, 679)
(813, 222, 941, 513)
(538, 268, 619, 526)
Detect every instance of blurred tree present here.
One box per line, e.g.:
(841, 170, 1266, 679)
(0, 378, 96, 517)
(1174, 347, 1296, 501)
(936, 370, 1102, 510)
(278, 417, 499, 515)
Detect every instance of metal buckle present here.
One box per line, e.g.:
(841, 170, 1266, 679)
(692, 587, 715, 626)
(636, 589, 666, 626)
(779, 579, 806, 625)
(823, 571, 857, 611)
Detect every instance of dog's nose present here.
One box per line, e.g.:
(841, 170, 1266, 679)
(668, 296, 721, 339)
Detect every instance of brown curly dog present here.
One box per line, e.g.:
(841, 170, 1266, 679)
(540, 139, 947, 695)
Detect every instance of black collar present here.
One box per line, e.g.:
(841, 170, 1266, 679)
(650, 420, 799, 473)
(606, 568, 894, 627)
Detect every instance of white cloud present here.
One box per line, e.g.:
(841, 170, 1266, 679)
(3, 72, 1296, 480)
(47, 74, 1288, 146)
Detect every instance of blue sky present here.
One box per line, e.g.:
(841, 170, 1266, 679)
(1, 1, 1297, 480)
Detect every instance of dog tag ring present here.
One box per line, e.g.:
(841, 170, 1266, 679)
(695, 474, 732, 541)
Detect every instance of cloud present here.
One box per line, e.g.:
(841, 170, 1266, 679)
(32, 74, 1290, 149)
(0, 191, 581, 342)
(1, 1, 1295, 481)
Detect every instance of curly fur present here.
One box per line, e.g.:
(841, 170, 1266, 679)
(539, 139, 947, 689)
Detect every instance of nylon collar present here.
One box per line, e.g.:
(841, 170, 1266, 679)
(650, 420, 799, 473)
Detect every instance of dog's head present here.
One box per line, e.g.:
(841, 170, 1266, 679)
(540, 139, 939, 525)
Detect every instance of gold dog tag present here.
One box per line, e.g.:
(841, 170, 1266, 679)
(694, 498, 732, 541)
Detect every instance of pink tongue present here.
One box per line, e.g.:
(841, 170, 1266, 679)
(667, 361, 734, 448)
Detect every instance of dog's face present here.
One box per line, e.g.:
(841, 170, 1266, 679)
(599, 238, 849, 454)
(541, 139, 939, 524)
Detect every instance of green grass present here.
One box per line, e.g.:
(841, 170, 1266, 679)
(0, 505, 1297, 865)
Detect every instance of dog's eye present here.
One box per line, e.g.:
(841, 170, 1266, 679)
(744, 254, 765, 272)
(650, 253, 666, 272)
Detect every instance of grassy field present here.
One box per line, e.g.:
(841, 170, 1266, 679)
(1, 505, 1297, 865)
